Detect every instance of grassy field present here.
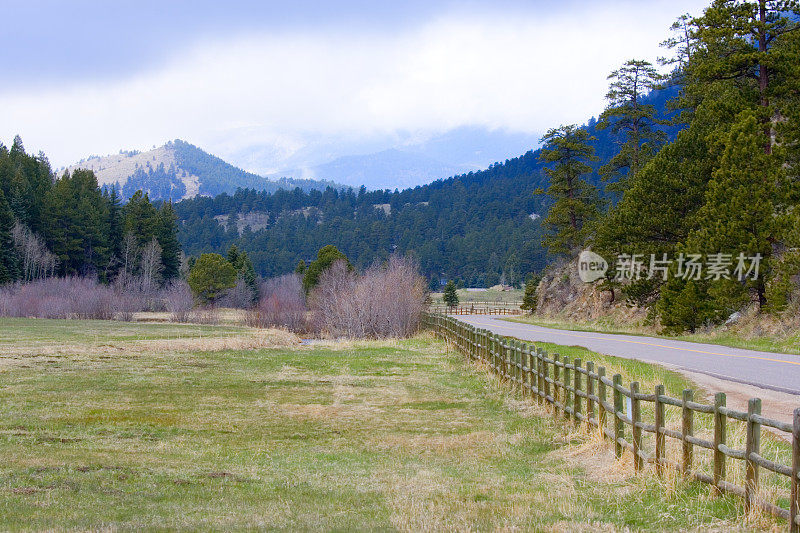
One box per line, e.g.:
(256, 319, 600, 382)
(506, 314, 800, 356)
(430, 288, 524, 306)
(0, 318, 783, 530)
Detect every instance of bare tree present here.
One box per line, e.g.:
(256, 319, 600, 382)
(11, 222, 58, 281)
(118, 232, 139, 284)
(139, 237, 163, 293)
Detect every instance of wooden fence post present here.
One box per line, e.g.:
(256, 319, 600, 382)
(631, 381, 642, 472)
(745, 397, 761, 513)
(713, 392, 727, 496)
(613, 374, 623, 458)
(682, 389, 694, 475)
(563, 356, 571, 421)
(543, 351, 550, 409)
(501, 337, 508, 380)
(586, 361, 595, 426)
(470, 327, 476, 359)
(553, 354, 561, 415)
(790, 407, 799, 533)
(598, 367, 607, 438)
(654, 384, 665, 476)
(523, 344, 531, 400)
(537, 349, 544, 405)
(491, 334, 497, 373)
(574, 358, 582, 425)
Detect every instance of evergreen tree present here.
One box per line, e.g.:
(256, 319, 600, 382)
(104, 187, 124, 280)
(537, 125, 601, 256)
(520, 274, 541, 313)
(682, 0, 800, 138)
(227, 244, 258, 303)
(0, 189, 20, 283)
(657, 279, 720, 334)
(44, 169, 110, 276)
(687, 109, 787, 310)
(295, 259, 307, 276)
(303, 245, 352, 292)
(443, 280, 459, 308)
(123, 190, 160, 246)
(157, 202, 181, 281)
(187, 253, 237, 304)
(597, 59, 666, 192)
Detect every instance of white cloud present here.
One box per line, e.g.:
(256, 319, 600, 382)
(0, 0, 708, 170)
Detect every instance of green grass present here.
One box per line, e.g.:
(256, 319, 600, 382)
(0, 317, 247, 344)
(0, 318, 783, 530)
(505, 314, 800, 355)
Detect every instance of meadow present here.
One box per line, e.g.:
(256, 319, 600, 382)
(0, 318, 781, 530)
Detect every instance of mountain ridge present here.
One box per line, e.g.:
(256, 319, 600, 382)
(61, 139, 344, 201)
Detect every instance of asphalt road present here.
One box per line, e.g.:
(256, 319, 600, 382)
(456, 315, 800, 395)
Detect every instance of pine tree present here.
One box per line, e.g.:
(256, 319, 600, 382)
(123, 191, 160, 246)
(520, 275, 540, 313)
(443, 280, 459, 308)
(187, 253, 237, 305)
(44, 169, 110, 276)
(157, 202, 181, 281)
(303, 245, 352, 292)
(0, 189, 20, 283)
(295, 259, 307, 276)
(687, 109, 786, 311)
(104, 187, 124, 280)
(657, 279, 721, 334)
(597, 59, 666, 192)
(227, 244, 258, 303)
(537, 125, 601, 256)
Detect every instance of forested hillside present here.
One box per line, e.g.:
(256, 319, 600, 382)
(64, 139, 343, 201)
(536, 2, 800, 333)
(0, 137, 180, 284)
(173, 86, 681, 286)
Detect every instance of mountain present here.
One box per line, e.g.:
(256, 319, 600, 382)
(262, 126, 544, 189)
(62, 139, 343, 201)
(282, 149, 466, 191)
(174, 87, 683, 285)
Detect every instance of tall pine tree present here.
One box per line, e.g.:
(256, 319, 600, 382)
(0, 189, 20, 283)
(597, 59, 666, 192)
(537, 125, 601, 256)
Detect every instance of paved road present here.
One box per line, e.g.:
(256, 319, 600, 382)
(456, 315, 800, 395)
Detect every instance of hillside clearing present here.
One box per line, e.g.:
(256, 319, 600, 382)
(0, 319, 780, 530)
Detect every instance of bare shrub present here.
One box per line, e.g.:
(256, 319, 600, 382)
(218, 278, 255, 309)
(162, 280, 195, 322)
(245, 274, 306, 330)
(0, 277, 148, 320)
(112, 275, 158, 317)
(310, 255, 426, 338)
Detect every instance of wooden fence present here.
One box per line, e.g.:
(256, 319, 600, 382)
(424, 313, 800, 531)
(428, 305, 523, 316)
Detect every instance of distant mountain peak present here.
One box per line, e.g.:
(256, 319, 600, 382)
(62, 140, 343, 201)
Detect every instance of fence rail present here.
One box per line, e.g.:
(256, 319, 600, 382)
(428, 305, 523, 316)
(423, 313, 800, 531)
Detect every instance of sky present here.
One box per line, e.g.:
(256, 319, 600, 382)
(1, 0, 710, 172)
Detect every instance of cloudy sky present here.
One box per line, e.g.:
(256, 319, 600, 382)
(1, 0, 709, 172)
